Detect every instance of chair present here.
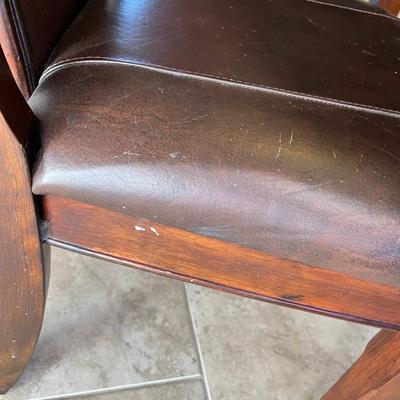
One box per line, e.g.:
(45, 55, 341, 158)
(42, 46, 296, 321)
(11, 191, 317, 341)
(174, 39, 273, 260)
(0, 0, 399, 397)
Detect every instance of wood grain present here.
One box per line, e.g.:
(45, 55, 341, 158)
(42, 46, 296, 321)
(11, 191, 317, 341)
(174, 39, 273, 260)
(322, 329, 400, 400)
(44, 195, 400, 330)
(378, 0, 400, 16)
(0, 45, 44, 393)
(0, 1, 31, 99)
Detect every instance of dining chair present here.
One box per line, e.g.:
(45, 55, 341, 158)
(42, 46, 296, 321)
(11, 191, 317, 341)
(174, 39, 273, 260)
(1, 0, 399, 398)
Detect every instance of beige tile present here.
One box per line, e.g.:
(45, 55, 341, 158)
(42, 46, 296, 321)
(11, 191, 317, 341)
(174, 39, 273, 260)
(77, 380, 205, 399)
(186, 284, 378, 400)
(4, 248, 199, 399)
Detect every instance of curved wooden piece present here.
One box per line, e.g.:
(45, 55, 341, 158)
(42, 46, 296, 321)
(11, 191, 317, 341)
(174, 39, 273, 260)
(322, 329, 400, 400)
(0, 46, 44, 393)
(0, 1, 31, 99)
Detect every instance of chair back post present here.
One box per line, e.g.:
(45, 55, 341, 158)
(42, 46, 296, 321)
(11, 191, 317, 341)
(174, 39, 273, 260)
(0, 1, 32, 98)
(0, 0, 88, 98)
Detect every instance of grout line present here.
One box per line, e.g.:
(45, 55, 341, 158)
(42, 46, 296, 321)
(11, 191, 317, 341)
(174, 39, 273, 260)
(184, 284, 213, 400)
(29, 374, 202, 400)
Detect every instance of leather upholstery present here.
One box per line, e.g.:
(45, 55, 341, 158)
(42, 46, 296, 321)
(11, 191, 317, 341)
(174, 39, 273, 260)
(44, 0, 400, 112)
(31, 0, 400, 286)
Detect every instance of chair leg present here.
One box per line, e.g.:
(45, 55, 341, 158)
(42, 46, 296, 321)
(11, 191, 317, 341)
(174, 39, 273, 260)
(0, 225, 47, 394)
(0, 44, 47, 393)
(0, 139, 47, 393)
(322, 329, 400, 400)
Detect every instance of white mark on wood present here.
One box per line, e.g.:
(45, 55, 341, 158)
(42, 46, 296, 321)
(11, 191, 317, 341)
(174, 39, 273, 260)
(134, 225, 146, 232)
(169, 151, 184, 159)
(150, 227, 160, 236)
(289, 129, 294, 144)
(332, 149, 337, 159)
(113, 151, 139, 159)
(10, 337, 18, 359)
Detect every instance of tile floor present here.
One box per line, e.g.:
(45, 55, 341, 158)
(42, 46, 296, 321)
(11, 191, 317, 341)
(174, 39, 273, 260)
(4, 248, 377, 400)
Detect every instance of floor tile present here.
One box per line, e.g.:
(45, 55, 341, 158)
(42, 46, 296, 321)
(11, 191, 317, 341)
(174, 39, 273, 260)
(4, 248, 199, 399)
(76, 380, 205, 400)
(186, 284, 378, 400)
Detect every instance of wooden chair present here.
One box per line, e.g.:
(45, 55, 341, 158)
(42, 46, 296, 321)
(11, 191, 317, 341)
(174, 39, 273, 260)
(1, 0, 399, 397)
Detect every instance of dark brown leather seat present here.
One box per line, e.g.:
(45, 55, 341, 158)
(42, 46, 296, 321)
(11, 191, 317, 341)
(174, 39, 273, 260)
(31, 0, 400, 287)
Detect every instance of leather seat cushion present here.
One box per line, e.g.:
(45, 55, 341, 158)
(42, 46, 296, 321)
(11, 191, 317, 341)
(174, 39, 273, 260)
(31, 0, 400, 286)
(42, 0, 400, 112)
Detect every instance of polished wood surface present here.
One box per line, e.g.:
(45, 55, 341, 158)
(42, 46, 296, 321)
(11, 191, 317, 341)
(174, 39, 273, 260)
(0, 46, 45, 393)
(378, 0, 400, 16)
(43, 195, 400, 330)
(0, 1, 31, 98)
(322, 329, 400, 400)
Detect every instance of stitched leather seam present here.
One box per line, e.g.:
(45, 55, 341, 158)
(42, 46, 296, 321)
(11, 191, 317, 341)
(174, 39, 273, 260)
(8, 0, 35, 91)
(39, 57, 400, 119)
(305, 0, 399, 21)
